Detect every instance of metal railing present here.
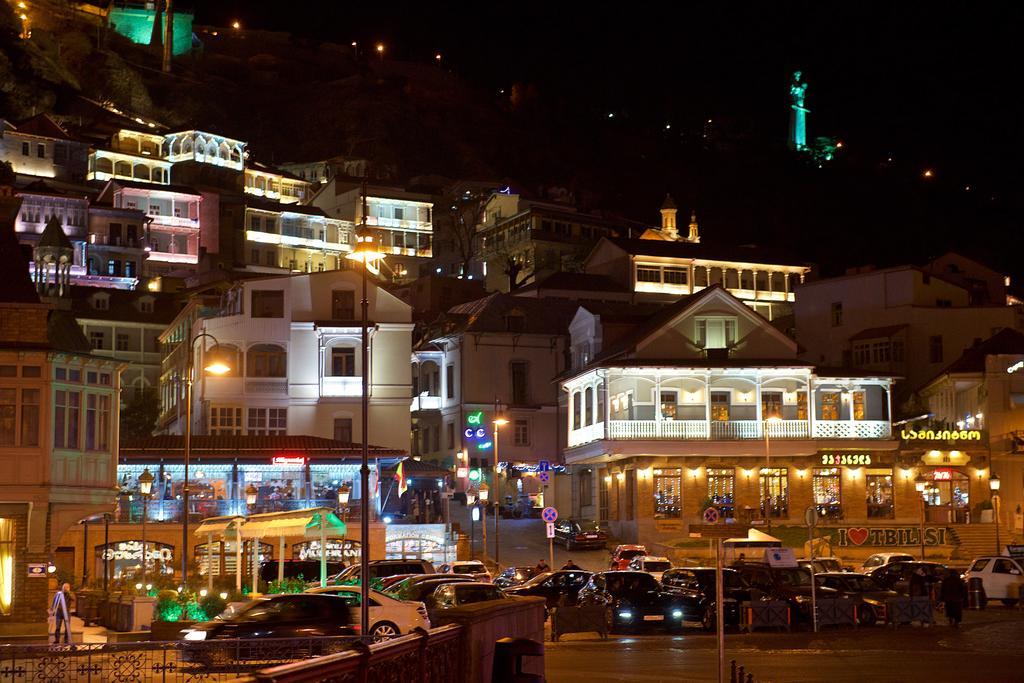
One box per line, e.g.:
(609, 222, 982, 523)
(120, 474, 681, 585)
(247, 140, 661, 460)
(0, 636, 361, 682)
(116, 499, 348, 524)
(576, 418, 891, 443)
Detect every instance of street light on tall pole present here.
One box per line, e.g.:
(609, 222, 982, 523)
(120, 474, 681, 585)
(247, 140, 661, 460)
(491, 417, 509, 565)
(346, 179, 385, 639)
(915, 474, 928, 560)
(182, 332, 230, 587)
(138, 468, 154, 587)
(990, 473, 1002, 555)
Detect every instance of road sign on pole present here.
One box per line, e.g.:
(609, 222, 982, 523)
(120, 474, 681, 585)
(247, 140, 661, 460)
(703, 506, 720, 524)
(542, 507, 558, 523)
(546, 522, 555, 539)
(538, 460, 551, 472)
(804, 506, 819, 528)
(538, 471, 550, 484)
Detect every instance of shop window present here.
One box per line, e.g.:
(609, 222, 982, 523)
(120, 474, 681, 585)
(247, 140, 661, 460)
(660, 391, 678, 419)
(654, 468, 682, 519)
(761, 392, 782, 419)
(0, 518, 12, 615)
(711, 392, 730, 421)
(820, 392, 840, 420)
(707, 468, 735, 518)
(760, 468, 788, 518)
(853, 392, 866, 420)
(813, 467, 842, 519)
(866, 470, 894, 519)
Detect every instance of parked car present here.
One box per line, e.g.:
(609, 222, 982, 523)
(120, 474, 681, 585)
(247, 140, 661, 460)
(797, 557, 846, 574)
(627, 556, 673, 582)
(733, 563, 838, 622)
(439, 560, 492, 582)
(814, 572, 898, 625)
(660, 567, 750, 629)
(866, 561, 947, 596)
(858, 552, 915, 574)
(259, 560, 346, 584)
(609, 545, 648, 570)
(304, 585, 429, 641)
(180, 594, 357, 662)
(493, 566, 539, 589)
(384, 575, 477, 603)
(329, 559, 435, 584)
(963, 556, 1024, 605)
(431, 582, 508, 608)
(377, 573, 419, 591)
(502, 570, 593, 610)
(577, 571, 688, 633)
(554, 519, 609, 550)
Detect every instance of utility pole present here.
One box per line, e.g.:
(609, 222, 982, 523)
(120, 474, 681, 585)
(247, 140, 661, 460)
(162, 0, 173, 73)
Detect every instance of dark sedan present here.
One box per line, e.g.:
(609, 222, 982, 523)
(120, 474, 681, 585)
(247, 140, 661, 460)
(867, 561, 947, 596)
(577, 571, 688, 633)
(660, 567, 750, 628)
(733, 563, 839, 622)
(554, 519, 608, 550)
(493, 566, 539, 589)
(503, 570, 593, 610)
(383, 574, 475, 603)
(180, 594, 356, 663)
(815, 572, 898, 625)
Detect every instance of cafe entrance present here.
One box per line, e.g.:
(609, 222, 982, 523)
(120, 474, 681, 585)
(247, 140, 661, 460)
(924, 468, 971, 524)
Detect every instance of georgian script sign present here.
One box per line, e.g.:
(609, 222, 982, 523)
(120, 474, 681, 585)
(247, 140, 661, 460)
(900, 428, 983, 443)
(99, 541, 174, 562)
(836, 527, 947, 547)
(820, 453, 871, 466)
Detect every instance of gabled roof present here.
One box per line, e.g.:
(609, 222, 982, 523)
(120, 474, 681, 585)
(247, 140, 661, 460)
(936, 328, 1024, 376)
(515, 271, 628, 295)
(70, 287, 182, 325)
(439, 293, 579, 336)
(11, 114, 78, 141)
(594, 236, 809, 269)
(38, 216, 73, 251)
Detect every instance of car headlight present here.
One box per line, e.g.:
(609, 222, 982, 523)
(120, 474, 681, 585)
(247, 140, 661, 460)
(618, 610, 633, 620)
(183, 629, 207, 641)
(795, 595, 810, 604)
(672, 609, 683, 619)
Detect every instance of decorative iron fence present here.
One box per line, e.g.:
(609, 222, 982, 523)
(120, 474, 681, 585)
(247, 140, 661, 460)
(0, 636, 360, 682)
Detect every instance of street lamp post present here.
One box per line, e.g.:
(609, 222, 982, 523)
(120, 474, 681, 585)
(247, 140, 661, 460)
(492, 417, 509, 566)
(181, 332, 230, 587)
(338, 483, 351, 523)
(138, 468, 154, 587)
(990, 474, 1002, 555)
(466, 488, 477, 560)
(479, 482, 489, 558)
(915, 474, 928, 560)
(345, 181, 385, 640)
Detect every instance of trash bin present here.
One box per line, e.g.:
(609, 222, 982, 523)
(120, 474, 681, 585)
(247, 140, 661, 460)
(493, 637, 544, 683)
(968, 577, 987, 610)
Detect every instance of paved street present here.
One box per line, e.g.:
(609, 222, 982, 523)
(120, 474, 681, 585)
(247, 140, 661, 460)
(545, 606, 1024, 682)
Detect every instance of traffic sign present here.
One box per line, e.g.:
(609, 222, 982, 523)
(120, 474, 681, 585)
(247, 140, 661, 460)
(542, 506, 558, 523)
(804, 506, 819, 528)
(546, 522, 555, 539)
(538, 460, 551, 472)
(538, 471, 550, 483)
(702, 507, 720, 524)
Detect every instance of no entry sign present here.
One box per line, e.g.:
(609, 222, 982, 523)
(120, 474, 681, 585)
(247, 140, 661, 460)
(542, 507, 558, 523)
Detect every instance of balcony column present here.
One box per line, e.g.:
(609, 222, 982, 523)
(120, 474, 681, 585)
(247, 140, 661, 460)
(807, 376, 816, 438)
(885, 385, 893, 435)
(768, 271, 774, 296)
(755, 375, 763, 436)
(654, 372, 662, 437)
(704, 372, 712, 439)
(752, 270, 758, 297)
(602, 374, 610, 439)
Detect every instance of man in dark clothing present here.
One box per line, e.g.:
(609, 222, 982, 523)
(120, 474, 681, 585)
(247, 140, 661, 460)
(908, 568, 927, 597)
(562, 559, 580, 570)
(50, 583, 72, 644)
(535, 559, 550, 573)
(940, 569, 967, 627)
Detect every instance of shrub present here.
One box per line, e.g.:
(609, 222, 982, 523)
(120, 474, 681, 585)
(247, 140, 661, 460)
(199, 594, 228, 620)
(155, 597, 183, 622)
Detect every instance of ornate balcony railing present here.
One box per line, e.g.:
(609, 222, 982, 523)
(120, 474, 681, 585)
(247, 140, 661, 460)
(570, 418, 890, 446)
(812, 420, 891, 439)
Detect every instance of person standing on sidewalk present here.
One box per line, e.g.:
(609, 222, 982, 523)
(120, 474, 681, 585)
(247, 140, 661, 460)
(940, 569, 967, 628)
(50, 582, 72, 644)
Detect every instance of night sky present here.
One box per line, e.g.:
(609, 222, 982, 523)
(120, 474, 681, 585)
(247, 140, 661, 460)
(192, 2, 1024, 277)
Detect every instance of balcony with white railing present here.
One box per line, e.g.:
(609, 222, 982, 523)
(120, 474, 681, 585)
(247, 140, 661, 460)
(568, 421, 606, 447)
(322, 376, 362, 397)
(812, 421, 891, 439)
(569, 417, 888, 446)
(410, 394, 442, 412)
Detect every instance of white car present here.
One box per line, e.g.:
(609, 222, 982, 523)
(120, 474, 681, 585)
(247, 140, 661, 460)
(439, 560, 492, 582)
(964, 556, 1024, 605)
(304, 586, 430, 641)
(627, 555, 673, 582)
(857, 552, 915, 574)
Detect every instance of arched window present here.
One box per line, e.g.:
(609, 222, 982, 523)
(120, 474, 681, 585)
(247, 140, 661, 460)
(230, 147, 242, 163)
(247, 344, 286, 377)
(170, 138, 181, 156)
(114, 160, 131, 177)
(572, 391, 582, 430)
(95, 157, 114, 175)
(206, 141, 219, 159)
(256, 176, 266, 191)
(152, 168, 164, 184)
(181, 138, 193, 155)
(585, 387, 594, 426)
(219, 142, 230, 160)
(328, 343, 358, 377)
(133, 164, 150, 181)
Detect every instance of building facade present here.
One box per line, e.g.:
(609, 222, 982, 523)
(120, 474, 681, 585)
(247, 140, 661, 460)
(159, 271, 414, 454)
(561, 286, 910, 553)
(241, 199, 354, 275)
(0, 115, 89, 183)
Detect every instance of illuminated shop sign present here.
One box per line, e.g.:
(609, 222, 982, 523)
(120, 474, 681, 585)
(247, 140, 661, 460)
(820, 453, 872, 466)
(1008, 360, 1024, 374)
(293, 539, 360, 563)
(464, 411, 492, 451)
(836, 527, 947, 547)
(272, 456, 308, 466)
(99, 541, 174, 563)
(900, 429, 982, 443)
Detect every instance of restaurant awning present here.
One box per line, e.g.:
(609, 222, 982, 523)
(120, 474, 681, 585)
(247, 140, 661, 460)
(193, 515, 245, 539)
(240, 507, 347, 540)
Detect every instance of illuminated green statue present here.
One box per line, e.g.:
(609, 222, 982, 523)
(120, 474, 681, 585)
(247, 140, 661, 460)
(789, 71, 808, 151)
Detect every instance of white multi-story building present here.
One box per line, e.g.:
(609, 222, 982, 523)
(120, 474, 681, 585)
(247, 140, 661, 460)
(0, 114, 89, 182)
(160, 271, 413, 454)
(244, 163, 311, 205)
(241, 200, 354, 275)
(562, 285, 900, 546)
(411, 294, 581, 508)
(795, 261, 1024, 399)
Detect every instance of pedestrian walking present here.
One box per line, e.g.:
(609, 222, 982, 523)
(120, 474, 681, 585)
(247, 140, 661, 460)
(50, 582, 72, 644)
(940, 569, 967, 628)
(562, 559, 580, 570)
(535, 559, 550, 573)
(909, 568, 927, 597)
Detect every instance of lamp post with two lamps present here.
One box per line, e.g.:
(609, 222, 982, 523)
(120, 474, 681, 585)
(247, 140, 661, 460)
(990, 473, 1002, 555)
(915, 474, 928, 560)
(138, 468, 154, 587)
(181, 333, 231, 586)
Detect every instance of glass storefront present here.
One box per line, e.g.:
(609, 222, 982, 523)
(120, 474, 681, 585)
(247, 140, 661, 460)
(812, 467, 842, 519)
(653, 468, 682, 518)
(760, 468, 788, 518)
(96, 541, 175, 580)
(707, 468, 735, 518)
(924, 468, 970, 523)
(866, 469, 894, 518)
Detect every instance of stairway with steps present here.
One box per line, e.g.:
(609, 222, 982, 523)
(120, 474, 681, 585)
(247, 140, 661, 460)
(948, 524, 1001, 560)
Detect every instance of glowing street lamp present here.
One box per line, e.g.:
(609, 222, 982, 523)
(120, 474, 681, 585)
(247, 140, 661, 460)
(138, 468, 154, 586)
(337, 483, 351, 523)
(915, 474, 928, 559)
(245, 483, 258, 507)
(231, 20, 241, 30)
(376, 43, 385, 60)
(990, 473, 1002, 554)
